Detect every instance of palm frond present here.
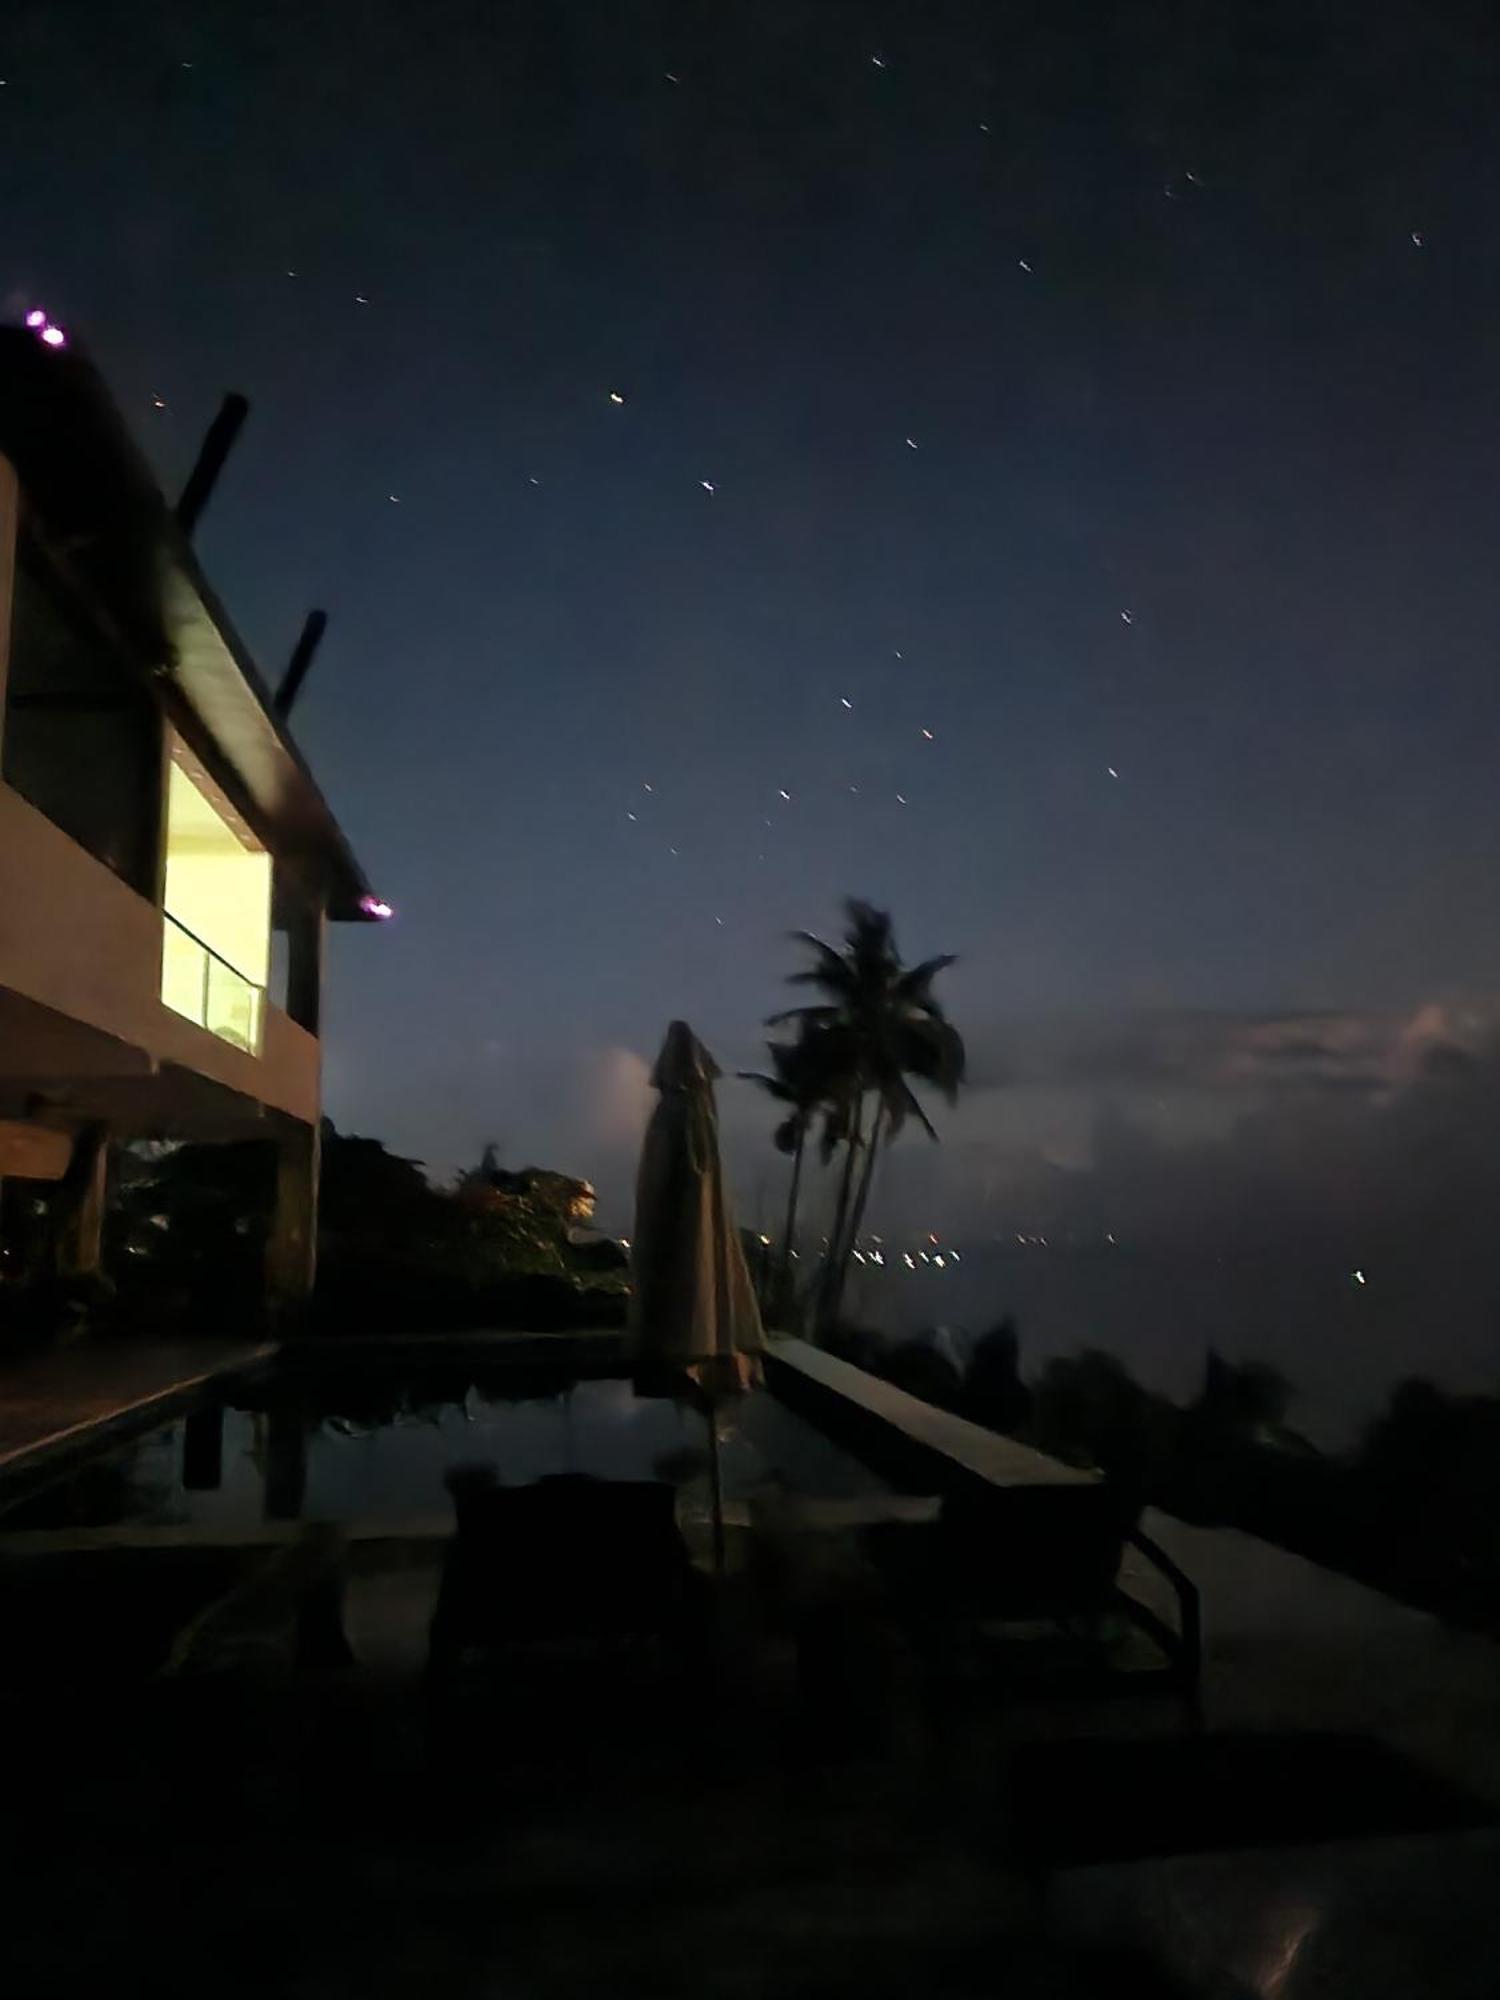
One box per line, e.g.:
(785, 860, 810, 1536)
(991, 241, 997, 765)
(896, 954, 958, 1001)
(898, 1078, 940, 1141)
(773, 1112, 807, 1155)
(765, 1003, 841, 1028)
(738, 1070, 796, 1105)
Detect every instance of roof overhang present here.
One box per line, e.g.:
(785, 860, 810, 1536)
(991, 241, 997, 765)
(160, 552, 376, 920)
(0, 327, 381, 923)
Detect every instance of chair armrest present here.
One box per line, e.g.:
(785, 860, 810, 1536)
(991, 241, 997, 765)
(1123, 1522, 1201, 1690)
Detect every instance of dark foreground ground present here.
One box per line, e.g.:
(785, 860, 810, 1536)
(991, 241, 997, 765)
(4, 1333, 1500, 1999)
(3, 1551, 1188, 2000)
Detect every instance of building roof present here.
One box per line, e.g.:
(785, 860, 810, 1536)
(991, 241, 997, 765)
(0, 327, 381, 922)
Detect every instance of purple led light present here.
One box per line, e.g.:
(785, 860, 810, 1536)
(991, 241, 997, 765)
(39, 325, 66, 348)
(359, 895, 394, 921)
(24, 309, 46, 329)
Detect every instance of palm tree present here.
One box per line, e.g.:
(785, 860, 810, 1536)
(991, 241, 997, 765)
(771, 900, 964, 1334)
(739, 1026, 845, 1320)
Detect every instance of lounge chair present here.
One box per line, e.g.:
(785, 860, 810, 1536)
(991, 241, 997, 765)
(865, 1478, 1200, 1708)
(426, 1470, 707, 1684)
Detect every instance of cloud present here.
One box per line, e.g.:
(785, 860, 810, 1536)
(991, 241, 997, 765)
(963, 1001, 1497, 1101)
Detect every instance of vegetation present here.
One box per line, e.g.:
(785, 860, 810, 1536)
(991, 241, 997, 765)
(839, 1318, 1500, 1640)
(755, 899, 965, 1335)
(98, 1125, 627, 1336)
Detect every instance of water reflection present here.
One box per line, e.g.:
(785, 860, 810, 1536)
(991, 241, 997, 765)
(0, 1373, 891, 1538)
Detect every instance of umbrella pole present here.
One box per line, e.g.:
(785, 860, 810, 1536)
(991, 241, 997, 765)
(707, 1398, 726, 1575)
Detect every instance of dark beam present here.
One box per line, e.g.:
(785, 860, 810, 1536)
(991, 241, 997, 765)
(273, 609, 328, 719)
(176, 393, 250, 538)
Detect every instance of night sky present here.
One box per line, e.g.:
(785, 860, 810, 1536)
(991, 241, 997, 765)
(8, 1, 1500, 1338)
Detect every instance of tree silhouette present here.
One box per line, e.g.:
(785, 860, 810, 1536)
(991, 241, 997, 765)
(739, 1025, 845, 1321)
(770, 899, 963, 1334)
(965, 1317, 1034, 1435)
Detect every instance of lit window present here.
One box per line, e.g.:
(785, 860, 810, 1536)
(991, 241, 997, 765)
(160, 749, 269, 1055)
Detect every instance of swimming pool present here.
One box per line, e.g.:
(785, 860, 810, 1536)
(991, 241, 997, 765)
(0, 1360, 896, 1538)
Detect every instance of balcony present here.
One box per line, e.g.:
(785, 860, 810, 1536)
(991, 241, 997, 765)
(0, 781, 316, 1127)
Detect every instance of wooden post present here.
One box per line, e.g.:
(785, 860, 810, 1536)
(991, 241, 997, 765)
(265, 1119, 320, 1318)
(0, 454, 17, 756)
(182, 1402, 225, 1490)
(56, 1122, 108, 1278)
(264, 1402, 308, 1520)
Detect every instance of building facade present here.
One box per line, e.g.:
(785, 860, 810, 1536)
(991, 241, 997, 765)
(0, 324, 383, 1310)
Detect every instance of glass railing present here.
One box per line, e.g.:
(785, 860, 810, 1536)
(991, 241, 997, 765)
(160, 916, 264, 1055)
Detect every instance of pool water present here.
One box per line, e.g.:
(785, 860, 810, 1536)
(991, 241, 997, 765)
(0, 1368, 893, 1539)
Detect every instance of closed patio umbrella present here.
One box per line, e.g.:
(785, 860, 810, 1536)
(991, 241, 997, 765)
(629, 1021, 765, 1567)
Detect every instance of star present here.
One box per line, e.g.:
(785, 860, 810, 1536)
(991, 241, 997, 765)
(668, 845, 679, 856)
(609, 390, 626, 405)
(895, 793, 908, 805)
(700, 480, 716, 493)
(714, 916, 724, 926)
(777, 789, 791, 801)
(893, 650, 904, 660)
(528, 476, 541, 486)
(848, 784, 859, 793)
(151, 396, 167, 409)
(1107, 766, 1119, 778)
(840, 697, 853, 709)
(920, 728, 934, 741)
(905, 437, 919, 450)
(1411, 230, 1425, 247)
(286, 269, 297, 278)
(387, 493, 400, 503)
(870, 54, 886, 69)
(1018, 258, 1033, 273)
(643, 782, 654, 792)
(1185, 169, 1204, 186)
(354, 294, 369, 304)
(978, 122, 990, 133)
(664, 71, 680, 83)
(627, 812, 637, 822)
(1119, 609, 1133, 625)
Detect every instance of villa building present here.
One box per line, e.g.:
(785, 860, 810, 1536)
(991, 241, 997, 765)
(0, 321, 384, 1309)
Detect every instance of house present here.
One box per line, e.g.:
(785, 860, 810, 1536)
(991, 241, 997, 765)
(0, 318, 387, 1314)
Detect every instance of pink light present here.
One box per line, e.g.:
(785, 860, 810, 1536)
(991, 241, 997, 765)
(24, 309, 46, 328)
(359, 895, 394, 921)
(39, 325, 66, 348)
